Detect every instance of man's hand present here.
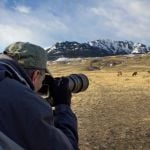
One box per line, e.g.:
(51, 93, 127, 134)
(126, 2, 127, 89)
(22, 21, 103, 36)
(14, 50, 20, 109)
(50, 77, 72, 106)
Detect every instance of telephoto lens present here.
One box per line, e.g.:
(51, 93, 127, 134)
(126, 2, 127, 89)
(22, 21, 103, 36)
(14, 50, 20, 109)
(38, 73, 89, 101)
(66, 74, 89, 93)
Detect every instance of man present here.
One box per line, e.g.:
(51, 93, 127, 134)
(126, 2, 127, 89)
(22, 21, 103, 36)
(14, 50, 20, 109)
(0, 42, 78, 150)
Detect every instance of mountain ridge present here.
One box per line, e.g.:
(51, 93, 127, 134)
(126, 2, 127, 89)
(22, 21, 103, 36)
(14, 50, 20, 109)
(46, 39, 150, 60)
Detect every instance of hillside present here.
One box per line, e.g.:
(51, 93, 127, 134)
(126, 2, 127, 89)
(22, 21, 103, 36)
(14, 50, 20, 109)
(48, 54, 150, 73)
(89, 54, 150, 72)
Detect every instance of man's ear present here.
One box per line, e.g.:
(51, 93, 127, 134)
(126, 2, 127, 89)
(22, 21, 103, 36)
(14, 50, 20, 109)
(32, 70, 40, 83)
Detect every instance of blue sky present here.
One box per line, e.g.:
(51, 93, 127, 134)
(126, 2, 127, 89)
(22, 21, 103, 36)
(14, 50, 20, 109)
(0, 0, 150, 51)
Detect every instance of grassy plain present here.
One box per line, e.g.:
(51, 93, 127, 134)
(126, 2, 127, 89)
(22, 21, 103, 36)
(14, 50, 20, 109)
(48, 54, 150, 150)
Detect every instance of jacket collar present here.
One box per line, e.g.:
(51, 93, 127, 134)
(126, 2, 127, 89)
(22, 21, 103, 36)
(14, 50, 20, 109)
(0, 54, 34, 90)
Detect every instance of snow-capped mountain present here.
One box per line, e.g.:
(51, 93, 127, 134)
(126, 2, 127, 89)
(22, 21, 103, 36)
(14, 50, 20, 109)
(46, 39, 149, 60)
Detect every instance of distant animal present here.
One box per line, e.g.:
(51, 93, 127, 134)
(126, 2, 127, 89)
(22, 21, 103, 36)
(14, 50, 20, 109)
(132, 72, 138, 76)
(117, 71, 122, 76)
(147, 71, 150, 73)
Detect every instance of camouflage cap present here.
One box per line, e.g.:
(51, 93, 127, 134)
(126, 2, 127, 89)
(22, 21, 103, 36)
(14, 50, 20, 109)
(3, 42, 48, 71)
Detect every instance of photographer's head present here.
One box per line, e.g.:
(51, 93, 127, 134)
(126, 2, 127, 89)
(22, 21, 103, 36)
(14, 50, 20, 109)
(3, 42, 48, 92)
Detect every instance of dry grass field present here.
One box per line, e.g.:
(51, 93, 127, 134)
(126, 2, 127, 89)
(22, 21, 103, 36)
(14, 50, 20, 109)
(48, 54, 150, 150)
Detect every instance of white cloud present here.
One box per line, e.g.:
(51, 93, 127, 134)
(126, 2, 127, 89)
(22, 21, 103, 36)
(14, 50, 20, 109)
(0, 20, 68, 50)
(15, 5, 31, 14)
(115, 0, 150, 17)
(0, 24, 34, 50)
(89, 0, 150, 43)
(0, 2, 69, 50)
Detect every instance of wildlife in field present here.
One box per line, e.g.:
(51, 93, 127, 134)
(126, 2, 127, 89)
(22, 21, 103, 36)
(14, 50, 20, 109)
(132, 71, 138, 76)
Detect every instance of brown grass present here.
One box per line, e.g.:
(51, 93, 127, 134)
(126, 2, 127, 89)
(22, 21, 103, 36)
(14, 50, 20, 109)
(48, 55, 150, 150)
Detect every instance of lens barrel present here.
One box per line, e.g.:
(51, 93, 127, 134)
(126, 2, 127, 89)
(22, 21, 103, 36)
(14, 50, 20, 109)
(67, 74, 89, 93)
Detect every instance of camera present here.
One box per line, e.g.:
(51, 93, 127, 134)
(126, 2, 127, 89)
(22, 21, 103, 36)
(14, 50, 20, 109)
(38, 73, 89, 104)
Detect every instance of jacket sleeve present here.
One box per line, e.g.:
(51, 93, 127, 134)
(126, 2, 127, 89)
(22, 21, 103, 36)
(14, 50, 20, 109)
(28, 104, 79, 150)
(54, 105, 79, 150)
(28, 115, 75, 150)
(10, 85, 77, 150)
